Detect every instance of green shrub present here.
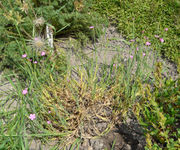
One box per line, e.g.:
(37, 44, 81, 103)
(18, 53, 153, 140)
(92, 0, 180, 63)
(134, 63, 180, 149)
(0, 0, 106, 71)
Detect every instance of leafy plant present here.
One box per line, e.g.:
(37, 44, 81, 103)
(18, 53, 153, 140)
(133, 62, 180, 149)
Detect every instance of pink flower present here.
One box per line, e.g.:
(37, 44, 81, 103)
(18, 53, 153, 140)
(28, 59, 32, 62)
(165, 28, 168, 31)
(154, 35, 159, 38)
(22, 88, 28, 95)
(113, 64, 116, 67)
(142, 30, 145, 34)
(29, 114, 36, 120)
(143, 53, 146, 56)
(22, 54, 27, 58)
(145, 42, 151, 46)
(144, 36, 148, 40)
(160, 38, 164, 43)
(33, 61, 37, 64)
(47, 121, 51, 124)
(136, 47, 139, 51)
(130, 55, 133, 59)
(48, 111, 51, 113)
(89, 26, 94, 29)
(41, 51, 46, 56)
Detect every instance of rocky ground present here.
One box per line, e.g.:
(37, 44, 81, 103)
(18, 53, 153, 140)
(0, 25, 178, 150)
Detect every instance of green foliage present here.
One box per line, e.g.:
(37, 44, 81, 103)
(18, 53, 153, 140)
(92, 0, 180, 63)
(33, 0, 106, 38)
(0, 0, 106, 71)
(134, 63, 180, 149)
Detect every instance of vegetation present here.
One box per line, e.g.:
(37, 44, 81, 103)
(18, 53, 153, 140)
(92, 0, 180, 63)
(134, 62, 180, 149)
(0, 0, 106, 71)
(0, 0, 179, 149)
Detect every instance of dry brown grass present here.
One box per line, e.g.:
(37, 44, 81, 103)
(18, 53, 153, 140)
(39, 70, 123, 147)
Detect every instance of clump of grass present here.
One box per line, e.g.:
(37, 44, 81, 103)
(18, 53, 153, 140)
(37, 71, 117, 147)
(0, 46, 68, 149)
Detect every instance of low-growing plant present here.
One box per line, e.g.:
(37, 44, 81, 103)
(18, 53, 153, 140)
(92, 0, 180, 63)
(133, 62, 180, 149)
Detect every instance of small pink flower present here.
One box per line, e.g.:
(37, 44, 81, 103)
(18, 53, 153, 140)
(48, 111, 51, 113)
(89, 26, 94, 29)
(160, 38, 164, 43)
(144, 36, 148, 40)
(145, 42, 151, 46)
(113, 64, 116, 67)
(41, 51, 46, 56)
(29, 114, 36, 120)
(34, 37, 38, 41)
(165, 28, 168, 31)
(33, 61, 37, 64)
(47, 121, 51, 124)
(67, 78, 70, 82)
(130, 39, 135, 42)
(22, 88, 28, 95)
(130, 55, 133, 59)
(154, 35, 159, 38)
(22, 54, 27, 58)
(136, 47, 139, 51)
(143, 53, 146, 56)
(28, 59, 32, 62)
(142, 30, 145, 34)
